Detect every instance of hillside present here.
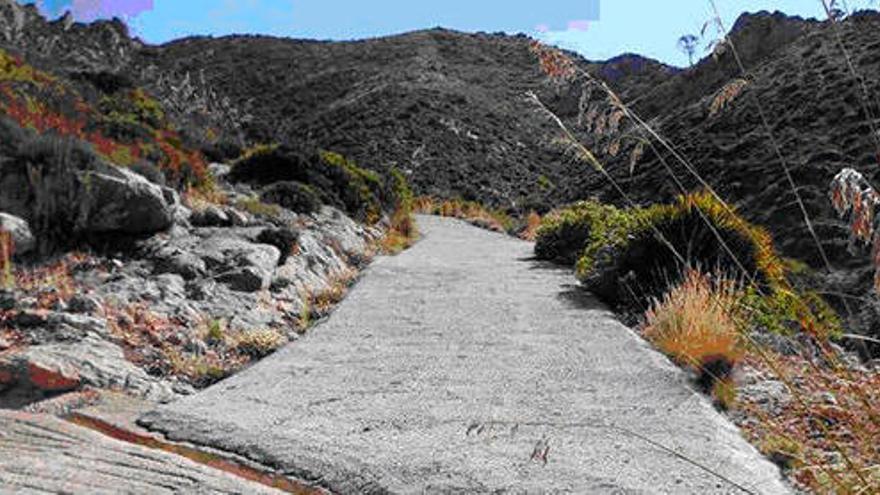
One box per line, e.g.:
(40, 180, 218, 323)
(3, 2, 879, 306)
(0, 3, 825, 219)
(144, 29, 581, 211)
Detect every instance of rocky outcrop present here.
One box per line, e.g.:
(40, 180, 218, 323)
(0, 336, 175, 401)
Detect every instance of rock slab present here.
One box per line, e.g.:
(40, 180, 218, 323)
(0, 410, 284, 494)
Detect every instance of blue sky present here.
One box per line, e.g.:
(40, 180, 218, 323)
(18, 1, 877, 67)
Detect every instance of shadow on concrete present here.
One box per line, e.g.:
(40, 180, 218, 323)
(517, 257, 606, 311)
(557, 284, 606, 311)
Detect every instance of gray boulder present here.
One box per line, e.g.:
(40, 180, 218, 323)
(198, 234, 281, 292)
(217, 266, 268, 292)
(0, 212, 35, 255)
(75, 167, 174, 235)
(191, 205, 230, 227)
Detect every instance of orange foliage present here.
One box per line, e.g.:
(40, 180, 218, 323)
(642, 269, 743, 371)
(520, 211, 542, 241)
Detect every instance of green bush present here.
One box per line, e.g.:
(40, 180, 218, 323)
(318, 150, 384, 223)
(389, 167, 414, 210)
(229, 146, 386, 223)
(572, 192, 784, 303)
(534, 200, 626, 264)
(537, 191, 840, 336)
(260, 181, 321, 215)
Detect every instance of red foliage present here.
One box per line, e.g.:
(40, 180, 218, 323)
(830, 168, 880, 293)
(529, 40, 576, 81)
(0, 54, 210, 186)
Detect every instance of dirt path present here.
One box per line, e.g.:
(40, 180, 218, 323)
(140, 215, 790, 494)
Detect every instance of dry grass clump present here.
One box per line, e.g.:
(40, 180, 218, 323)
(709, 78, 749, 117)
(183, 182, 228, 212)
(235, 196, 282, 219)
(380, 207, 418, 254)
(412, 196, 435, 213)
(297, 268, 360, 329)
(643, 269, 744, 384)
(413, 196, 512, 233)
(163, 347, 234, 387)
(642, 270, 880, 492)
(313, 269, 357, 313)
(519, 211, 542, 241)
(12, 253, 83, 309)
(380, 168, 419, 254)
(0, 230, 12, 289)
(107, 306, 289, 387)
(234, 328, 287, 358)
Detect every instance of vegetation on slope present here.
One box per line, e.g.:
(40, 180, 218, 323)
(0, 48, 209, 188)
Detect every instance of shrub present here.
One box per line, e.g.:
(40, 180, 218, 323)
(319, 150, 384, 223)
(129, 160, 167, 186)
(535, 200, 625, 263)
(0, 49, 209, 189)
(537, 174, 554, 191)
(539, 191, 838, 336)
(380, 168, 419, 254)
(2, 130, 96, 244)
(260, 181, 321, 215)
(570, 192, 785, 308)
(70, 70, 134, 94)
(229, 146, 386, 222)
(642, 269, 744, 387)
(389, 168, 414, 210)
(201, 139, 242, 163)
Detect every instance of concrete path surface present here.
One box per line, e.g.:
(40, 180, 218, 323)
(141, 215, 790, 494)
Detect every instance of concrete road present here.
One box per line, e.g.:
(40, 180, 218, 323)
(141, 215, 790, 494)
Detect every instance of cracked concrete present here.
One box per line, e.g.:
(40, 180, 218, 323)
(141, 215, 791, 494)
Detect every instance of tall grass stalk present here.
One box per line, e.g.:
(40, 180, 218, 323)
(0, 231, 12, 289)
(706, 0, 835, 275)
(819, 0, 880, 159)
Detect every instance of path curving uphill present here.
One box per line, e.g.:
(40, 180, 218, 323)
(141, 215, 790, 494)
